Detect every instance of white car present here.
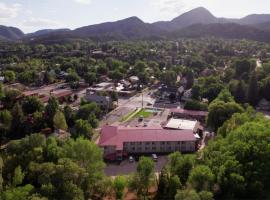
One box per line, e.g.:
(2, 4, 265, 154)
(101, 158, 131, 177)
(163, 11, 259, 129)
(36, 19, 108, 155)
(152, 154, 158, 162)
(129, 156, 134, 162)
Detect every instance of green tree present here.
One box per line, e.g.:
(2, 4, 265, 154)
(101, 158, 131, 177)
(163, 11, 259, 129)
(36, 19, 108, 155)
(22, 96, 44, 114)
(53, 110, 68, 131)
(113, 176, 127, 200)
(45, 97, 59, 128)
(12, 166, 24, 187)
(129, 157, 155, 199)
(73, 119, 93, 139)
(3, 70, 16, 83)
(247, 71, 258, 106)
(0, 110, 12, 140)
(175, 189, 200, 200)
(187, 166, 214, 192)
(207, 101, 244, 131)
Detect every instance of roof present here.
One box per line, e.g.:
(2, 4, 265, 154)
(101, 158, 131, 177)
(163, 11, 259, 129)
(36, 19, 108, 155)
(165, 118, 198, 131)
(99, 126, 196, 151)
(51, 89, 72, 98)
(170, 108, 208, 117)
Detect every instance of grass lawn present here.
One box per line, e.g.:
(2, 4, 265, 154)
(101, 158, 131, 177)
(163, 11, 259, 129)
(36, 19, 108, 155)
(120, 109, 140, 122)
(134, 109, 152, 119)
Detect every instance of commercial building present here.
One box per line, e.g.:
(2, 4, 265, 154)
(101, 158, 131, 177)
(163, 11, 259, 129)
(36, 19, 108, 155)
(164, 118, 201, 133)
(98, 125, 197, 160)
(85, 89, 113, 109)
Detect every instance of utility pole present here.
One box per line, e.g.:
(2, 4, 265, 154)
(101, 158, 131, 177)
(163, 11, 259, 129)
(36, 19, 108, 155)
(141, 84, 144, 108)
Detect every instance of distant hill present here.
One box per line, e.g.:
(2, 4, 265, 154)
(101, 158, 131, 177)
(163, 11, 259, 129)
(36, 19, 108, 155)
(73, 17, 166, 40)
(153, 7, 219, 31)
(0, 25, 24, 40)
(239, 14, 270, 25)
(26, 29, 70, 38)
(171, 23, 270, 42)
(3, 7, 270, 43)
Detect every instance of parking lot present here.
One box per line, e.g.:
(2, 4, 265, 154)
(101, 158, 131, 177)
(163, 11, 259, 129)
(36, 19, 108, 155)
(104, 155, 168, 176)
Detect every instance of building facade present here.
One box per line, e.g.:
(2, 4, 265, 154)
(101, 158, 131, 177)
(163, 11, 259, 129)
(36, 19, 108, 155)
(99, 126, 197, 160)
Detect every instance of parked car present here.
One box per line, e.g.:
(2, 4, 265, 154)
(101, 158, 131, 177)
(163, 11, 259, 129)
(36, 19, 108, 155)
(138, 115, 144, 122)
(129, 156, 134, 162)
(152, 154, 158, 162)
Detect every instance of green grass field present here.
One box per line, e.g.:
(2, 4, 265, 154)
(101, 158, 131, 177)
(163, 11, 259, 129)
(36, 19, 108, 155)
(134, 109, 152, 119)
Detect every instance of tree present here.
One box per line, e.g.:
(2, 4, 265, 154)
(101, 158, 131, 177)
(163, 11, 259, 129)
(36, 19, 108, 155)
(10, 103, 25, 137)
(1, 89, 21, 109)
(45, 97, 59, 128)
(113, 176, 127, 200)
(168, 152, 195, 185)
(207, 101, 244, 131)
(1, 184, 34, 200)
(233, 59, 254, 77)
(129, 157, 155, 199)
(175, 189, 200, 200)
(84, 72, 97, 86)
(0, 110, 12, 140)
(160, 70, 177, 86)
(73, 119, 93, 139)
(12, 166, 24, 187)
(234, 80, 246, 103)
(187, 166, 214, 192)
(247, 71, 258, 106)
(259, 76, 270, 101)
(22, 96, 44, 114)
(76, 103, 101, 120)
(53, 110, 68, 131)
(3, 70, 16, 83)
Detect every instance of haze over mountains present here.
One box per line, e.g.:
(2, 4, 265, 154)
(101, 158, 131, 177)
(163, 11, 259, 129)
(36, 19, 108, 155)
(2, 7, 270, 42)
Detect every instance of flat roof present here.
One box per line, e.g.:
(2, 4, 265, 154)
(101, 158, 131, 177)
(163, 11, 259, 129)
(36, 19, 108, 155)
(165, 118, 198, 130)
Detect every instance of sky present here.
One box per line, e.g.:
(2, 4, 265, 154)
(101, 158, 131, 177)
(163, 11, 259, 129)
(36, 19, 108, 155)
(0, 0, 270, 33)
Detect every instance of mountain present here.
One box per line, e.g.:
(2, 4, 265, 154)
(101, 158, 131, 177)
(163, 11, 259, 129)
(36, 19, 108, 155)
(171, 23, 270, 42)
(0, 25, 24, 40)
(73, 17, 166, 40)
(26, 29, 70, 38)
(239, 14, 270, 25)
(3, 7, 270, 43)
(154, 7, 219, 31)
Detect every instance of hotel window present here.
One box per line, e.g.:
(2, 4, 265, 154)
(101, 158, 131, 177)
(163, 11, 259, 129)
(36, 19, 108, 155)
(146, 142, 150, 145)
(177, 142, 181, 145)
(138, 142, 142, 145)
(167, 142, 170, 145)
(130, 142, 135, 145)
(152, 142, 155, 145)
(181, 141, 186, 145)
(161, 142, 165, 145)
(152, 146, 156, 150)
(132, 147, 135, 151)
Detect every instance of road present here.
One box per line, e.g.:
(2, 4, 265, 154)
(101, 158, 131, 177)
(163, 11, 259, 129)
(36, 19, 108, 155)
(99, 89, 156, 127)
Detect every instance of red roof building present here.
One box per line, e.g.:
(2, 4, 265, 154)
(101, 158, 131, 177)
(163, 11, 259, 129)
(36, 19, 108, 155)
(99, 125, 197, 160)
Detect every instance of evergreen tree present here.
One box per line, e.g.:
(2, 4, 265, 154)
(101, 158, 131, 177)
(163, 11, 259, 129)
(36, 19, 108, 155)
(53, 110, 68, 131)
(45, 97, 59, 128)
(247, 71, 258, 106)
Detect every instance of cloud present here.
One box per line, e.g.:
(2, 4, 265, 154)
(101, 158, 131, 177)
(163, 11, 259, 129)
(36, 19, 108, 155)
(23, 18, 62, 28)
(0, 3, 21, 20)
(74, 0, 92, 5)
(150, 0, 199, 16)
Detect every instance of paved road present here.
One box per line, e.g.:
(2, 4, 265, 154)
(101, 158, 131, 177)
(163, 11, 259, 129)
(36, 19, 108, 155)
(99, 89, 156, 127)
(105, 156, 168, 176)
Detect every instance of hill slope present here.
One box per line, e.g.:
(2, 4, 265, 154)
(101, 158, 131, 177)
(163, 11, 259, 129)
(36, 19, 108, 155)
(0, 25, 24, 40)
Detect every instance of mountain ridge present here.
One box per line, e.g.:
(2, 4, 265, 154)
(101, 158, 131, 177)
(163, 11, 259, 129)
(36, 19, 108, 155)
(2, 7, 270, 42)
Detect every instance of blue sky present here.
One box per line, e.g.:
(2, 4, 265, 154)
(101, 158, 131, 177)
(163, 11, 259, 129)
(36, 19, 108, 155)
(1, 0, 270, 33)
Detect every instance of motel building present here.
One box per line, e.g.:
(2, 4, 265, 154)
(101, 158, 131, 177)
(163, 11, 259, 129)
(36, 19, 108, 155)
(98, 125, 198, 161)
